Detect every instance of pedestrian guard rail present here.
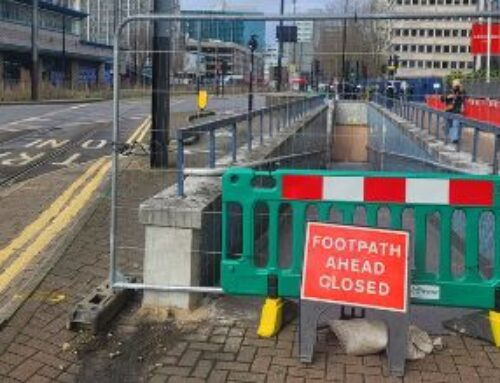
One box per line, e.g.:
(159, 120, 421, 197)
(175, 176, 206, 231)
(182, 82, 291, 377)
(176, 94, 325, 196)
(373, 94, 500, 173)
(221, 168, 500, 310)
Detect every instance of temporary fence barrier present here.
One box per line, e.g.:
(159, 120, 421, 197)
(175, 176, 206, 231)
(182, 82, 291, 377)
(426, 95, 500, 127)
(221, 168, 500, 310)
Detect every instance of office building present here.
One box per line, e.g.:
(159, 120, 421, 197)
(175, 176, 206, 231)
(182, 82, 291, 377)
(0, 0, 112, 89)
(389, 0, 478, 78)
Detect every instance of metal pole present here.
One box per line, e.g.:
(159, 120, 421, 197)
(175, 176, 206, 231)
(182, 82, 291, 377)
(151, 0, 172, 168)
(196, 20, 202, 93)
(486, 0, 492, 83)
(31, 0, 39, 101)
(249, 50, 254, 112)
(341, 0, 348, 92)
(277, 0, 285, 92)
(62, 16, 66, 86)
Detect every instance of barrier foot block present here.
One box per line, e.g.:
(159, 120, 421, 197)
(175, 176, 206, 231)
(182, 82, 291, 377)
(489, 311, 500, 347)
(443, 310, 500, 346)
(257, 298, 284, 338)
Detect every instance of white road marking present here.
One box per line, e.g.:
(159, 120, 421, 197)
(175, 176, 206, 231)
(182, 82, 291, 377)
(2, 152, 45, 166)
(52, 153, 81, 166)
(25, 139, 69, 149)
(82, 139, 107, 149)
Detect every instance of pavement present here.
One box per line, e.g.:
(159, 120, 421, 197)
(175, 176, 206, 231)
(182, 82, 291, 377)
(0, 95, 499, 382)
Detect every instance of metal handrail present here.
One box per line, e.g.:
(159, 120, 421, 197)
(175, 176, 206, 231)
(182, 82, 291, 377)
(175, 95, 325, 196)
(373, 94, 500, 174)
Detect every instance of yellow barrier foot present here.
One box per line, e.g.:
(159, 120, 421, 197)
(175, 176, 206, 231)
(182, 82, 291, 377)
(489, 311, 500, 347)
(257, 298, 284, 338)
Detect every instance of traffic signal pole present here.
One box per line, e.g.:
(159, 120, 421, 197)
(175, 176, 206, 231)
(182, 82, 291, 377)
(277, 0, 284, 92)
(151, 0, 172, 168)
(31, 0, 39, 101)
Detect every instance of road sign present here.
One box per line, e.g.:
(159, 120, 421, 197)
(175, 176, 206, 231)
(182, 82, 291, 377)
(301, 223, 409, 313)
(471, 23, 500, 55)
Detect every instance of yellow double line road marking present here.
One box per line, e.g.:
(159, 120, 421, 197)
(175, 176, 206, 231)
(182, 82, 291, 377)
(0, 158, 107, 266)
(0, 162, 111, 291)
(0, 115, 151, 294)
(126, 115, 151, 145)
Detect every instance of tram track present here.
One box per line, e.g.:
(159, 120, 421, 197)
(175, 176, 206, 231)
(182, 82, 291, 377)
(0, 123, 107, 187)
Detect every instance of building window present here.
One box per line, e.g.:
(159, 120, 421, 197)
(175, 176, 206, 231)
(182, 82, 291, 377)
(409, 60, 416, 68)
(444, 30, 450, 37)
(444, 46, 450, 53)
(467, 61, 473, 69)
(460, 46, 467, 53)
(419, 45, 425, 52)
(422, 0, 428, 4)
(411, 29, 417, 37)
(395, 45, 401, 52)
(435, 46, 442, 53)
(411, 45, 417, 52)
(442, 61, 449, 69)
(428, 29, 435, 37)
(419, 29, 426, 37)
(452, 30, 459, 37)
(461, 29, 468, 37)
(436, 29, 443, 37)
(426, 45, 433, 53)
(403, 29, 410, 37)
(403, 45, 409, 52)
(452, 46, 458, 53)
(426, 61, 432, 68)
(451, 62, 457, 69)
(434, 61, 440, 68)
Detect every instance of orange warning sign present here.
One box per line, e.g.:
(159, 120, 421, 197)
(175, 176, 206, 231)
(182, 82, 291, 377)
(301, 223, 409, 312)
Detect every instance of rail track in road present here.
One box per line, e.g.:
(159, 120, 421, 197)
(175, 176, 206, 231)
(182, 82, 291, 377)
(0, 124, 105, 187)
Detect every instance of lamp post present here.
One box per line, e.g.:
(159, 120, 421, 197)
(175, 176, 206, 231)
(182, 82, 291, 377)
(248, 34, 258, 113)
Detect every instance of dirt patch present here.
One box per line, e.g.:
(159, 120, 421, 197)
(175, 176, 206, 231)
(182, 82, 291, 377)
(76, 295, 182, 383)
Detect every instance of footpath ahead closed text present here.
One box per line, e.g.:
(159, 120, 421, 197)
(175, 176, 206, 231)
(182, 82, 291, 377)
(301, 223, 409, 312)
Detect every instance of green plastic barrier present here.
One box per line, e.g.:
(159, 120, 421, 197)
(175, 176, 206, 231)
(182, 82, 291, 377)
(221, 168, 500, 310)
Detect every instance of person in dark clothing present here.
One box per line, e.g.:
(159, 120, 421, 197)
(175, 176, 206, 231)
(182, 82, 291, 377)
(445, 79, 464, 144)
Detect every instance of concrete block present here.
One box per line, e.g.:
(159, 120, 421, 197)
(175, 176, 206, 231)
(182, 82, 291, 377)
(143, 226, 201, 310)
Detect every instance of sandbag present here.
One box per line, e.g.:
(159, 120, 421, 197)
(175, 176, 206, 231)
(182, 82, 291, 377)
(406, 325, 434, 360)
(329, 319, 388, 356)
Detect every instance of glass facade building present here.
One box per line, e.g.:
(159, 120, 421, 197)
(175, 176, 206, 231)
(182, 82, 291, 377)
(181, 10, 265, 52)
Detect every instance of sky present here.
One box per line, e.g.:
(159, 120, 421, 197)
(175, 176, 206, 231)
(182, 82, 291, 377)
(180, 0, 329, 14)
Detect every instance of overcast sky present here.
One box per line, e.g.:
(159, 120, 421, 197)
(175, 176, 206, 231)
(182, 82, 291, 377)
(180, 0, 329, 13)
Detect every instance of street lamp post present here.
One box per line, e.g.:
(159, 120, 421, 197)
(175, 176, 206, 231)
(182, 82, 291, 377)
(248, 35, 258, 113)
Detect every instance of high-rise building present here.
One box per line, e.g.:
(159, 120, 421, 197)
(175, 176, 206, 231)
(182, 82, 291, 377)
(389, 0, 478, 78)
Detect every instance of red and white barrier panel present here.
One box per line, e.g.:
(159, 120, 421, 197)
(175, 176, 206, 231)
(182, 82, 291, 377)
(282, 175, 494, 206)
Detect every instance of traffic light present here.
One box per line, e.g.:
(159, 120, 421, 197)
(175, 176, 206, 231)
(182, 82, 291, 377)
(248, 34, 258, 52)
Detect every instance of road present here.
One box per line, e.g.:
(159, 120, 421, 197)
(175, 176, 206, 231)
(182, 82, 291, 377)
(0, 94, 264, 185)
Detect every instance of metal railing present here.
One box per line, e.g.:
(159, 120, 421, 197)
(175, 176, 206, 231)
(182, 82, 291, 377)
(373, 94, 500, 174)
(176, 94, 325, 196)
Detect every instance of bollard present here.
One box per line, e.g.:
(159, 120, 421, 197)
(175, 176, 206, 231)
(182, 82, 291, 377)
(208, 129, 216, 168)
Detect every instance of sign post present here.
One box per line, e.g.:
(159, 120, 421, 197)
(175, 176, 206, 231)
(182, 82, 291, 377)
(299, 222, 410, 376)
